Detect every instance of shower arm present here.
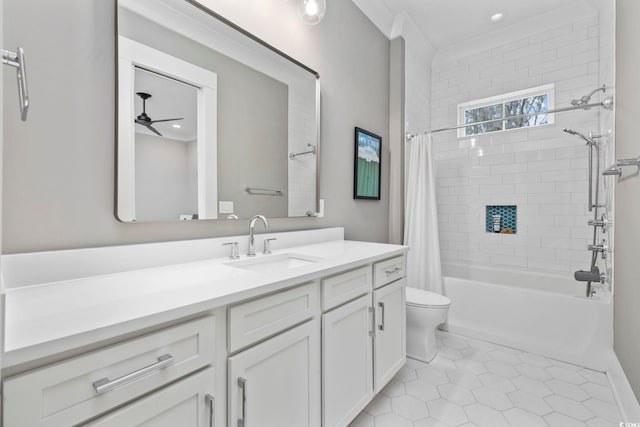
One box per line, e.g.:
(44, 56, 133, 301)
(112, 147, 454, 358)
(418, 98, 614, 135)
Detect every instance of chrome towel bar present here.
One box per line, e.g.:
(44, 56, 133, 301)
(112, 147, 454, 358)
(290, 143, 317, 159)
(244, 187, 284, 196)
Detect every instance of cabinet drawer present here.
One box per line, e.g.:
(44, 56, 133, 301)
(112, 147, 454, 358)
(228, 281, 319, 353)
(3, 316, 215, 427)
(85, 367, 215, 427)
(322, 266, 372, 311)
(373, 256, 406, 289)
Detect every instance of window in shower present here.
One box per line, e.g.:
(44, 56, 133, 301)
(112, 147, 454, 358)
(458, 84, 555, 137)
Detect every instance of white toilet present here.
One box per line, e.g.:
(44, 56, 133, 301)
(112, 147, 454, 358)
(406, 287, 452, 362)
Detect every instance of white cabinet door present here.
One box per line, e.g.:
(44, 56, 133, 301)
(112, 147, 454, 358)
(86, 367, 215, 427)
(373, 278, 406, 392)
(322, 294, 373, 427)
(228, 319, 321, 427)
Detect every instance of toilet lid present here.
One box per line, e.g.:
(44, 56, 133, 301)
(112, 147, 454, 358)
(406, 287, 451, 308)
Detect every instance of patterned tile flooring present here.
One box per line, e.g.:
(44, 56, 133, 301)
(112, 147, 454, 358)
(349, 331, 622, 427)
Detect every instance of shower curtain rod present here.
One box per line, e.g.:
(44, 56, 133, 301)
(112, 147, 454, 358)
(406, 97, 614, 139)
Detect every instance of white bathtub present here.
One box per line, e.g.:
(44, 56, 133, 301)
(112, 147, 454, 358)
(441, 265, 614, 371)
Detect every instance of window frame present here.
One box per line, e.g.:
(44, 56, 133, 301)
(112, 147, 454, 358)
(457, 84, 555, 138)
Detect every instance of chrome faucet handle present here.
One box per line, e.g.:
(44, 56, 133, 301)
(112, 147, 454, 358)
(222, 241, 240, 259)
(263, 238, 277, 254)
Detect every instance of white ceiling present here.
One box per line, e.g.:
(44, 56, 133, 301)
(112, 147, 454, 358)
(352, 0, 598, 50)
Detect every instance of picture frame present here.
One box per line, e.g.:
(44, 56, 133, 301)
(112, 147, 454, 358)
(353, 127, 382, 200)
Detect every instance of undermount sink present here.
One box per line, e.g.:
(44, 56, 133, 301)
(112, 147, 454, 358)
(226, 253, 322, 273)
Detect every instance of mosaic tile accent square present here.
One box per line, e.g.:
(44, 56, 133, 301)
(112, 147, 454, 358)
(486, 205, 517, 234)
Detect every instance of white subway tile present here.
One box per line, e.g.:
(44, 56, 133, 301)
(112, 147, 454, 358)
(491, 255, 528, 268)
(528, 56, 573, 76)
(527, 159, 571, 172)
(483, 243, 516, 256)
(515, 51, 558, 70)
(539, 203, 588, 216)
(542, 29, 589, 51)
(542, 64, 588, 84)
(515, 183, 556, 194)
(491, 163, 527, 176)
(502, 172, 541, 184)
(478, 153, 516, 166)
(516, 246, 556, 259)
(457, 250, 492, 263)
(527, 193, 572, 204)
(490, 194, 528, 205)
(504, 140, 542, 153)
(557, 39, 599, 58)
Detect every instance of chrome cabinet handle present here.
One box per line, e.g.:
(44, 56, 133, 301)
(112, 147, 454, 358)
(205, 394, 215, 427)
(385, 267, 402, 276)
(238, 377, 247, 427)
(378, 302, 385, 331)
(92, 354, 175, 394)
(2, 47, 29, 121)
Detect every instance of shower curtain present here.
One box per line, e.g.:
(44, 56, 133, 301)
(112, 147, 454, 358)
(403, 133, 443, 294)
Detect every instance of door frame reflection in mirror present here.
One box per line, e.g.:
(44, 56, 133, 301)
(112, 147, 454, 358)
(117, 36, 218, 222)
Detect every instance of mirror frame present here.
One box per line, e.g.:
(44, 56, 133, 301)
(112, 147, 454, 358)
(115, 0, 321, 222)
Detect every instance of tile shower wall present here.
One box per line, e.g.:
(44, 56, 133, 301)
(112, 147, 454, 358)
(430, 14, 602, 275)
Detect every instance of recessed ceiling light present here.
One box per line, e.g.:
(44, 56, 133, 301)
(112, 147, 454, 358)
(172, 124, 181, 129)
(491, 13, 504, 23)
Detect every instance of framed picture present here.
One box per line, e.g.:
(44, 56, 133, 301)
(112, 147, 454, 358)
(353, 127, 382, 200)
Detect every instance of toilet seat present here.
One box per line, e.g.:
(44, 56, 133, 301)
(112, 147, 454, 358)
(406, 287, 451, 308)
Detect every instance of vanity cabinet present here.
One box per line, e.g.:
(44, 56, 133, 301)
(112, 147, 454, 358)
(3, 316, 217, 427)
(373, 278, 406, 392)
(321, 259, 406, 427)
(322, 294, 374, 427)
(228, 319, 321, 427)
(2, 241, 406, 427)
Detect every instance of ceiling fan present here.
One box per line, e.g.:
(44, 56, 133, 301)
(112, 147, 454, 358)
(134, 92, 183, 137)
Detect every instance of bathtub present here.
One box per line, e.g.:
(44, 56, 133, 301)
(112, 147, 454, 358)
(441, 264, 614, 371)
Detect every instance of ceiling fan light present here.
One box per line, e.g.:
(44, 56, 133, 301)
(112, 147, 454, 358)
(297, 0, 326, 25)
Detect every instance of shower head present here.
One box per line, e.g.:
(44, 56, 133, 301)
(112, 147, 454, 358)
(563, 128, 597, 146)
(570, 85, 607, 107)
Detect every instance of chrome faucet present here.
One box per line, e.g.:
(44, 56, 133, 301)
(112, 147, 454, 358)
(248, 215, 269, 257)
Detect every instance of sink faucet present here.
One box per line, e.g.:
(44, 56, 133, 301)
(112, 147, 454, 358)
(248, 215, 269, 257)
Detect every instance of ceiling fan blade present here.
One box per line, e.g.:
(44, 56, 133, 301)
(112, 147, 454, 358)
(149, 118, 184, 124)
(146, 124, 163, 137)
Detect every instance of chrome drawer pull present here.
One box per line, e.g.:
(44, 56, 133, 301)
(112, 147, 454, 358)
(238, 377, 247, 427)
(378, 302, 385, 331)
(384, 267, 402, 276)
(92, 354, 175, 394)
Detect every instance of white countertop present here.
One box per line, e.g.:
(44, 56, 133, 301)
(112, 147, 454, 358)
(3, 237, 407, 367)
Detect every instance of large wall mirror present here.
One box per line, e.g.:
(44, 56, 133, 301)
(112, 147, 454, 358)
(116, 0, 320, 222)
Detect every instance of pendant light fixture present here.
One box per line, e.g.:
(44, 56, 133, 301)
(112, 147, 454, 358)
(297, 0, 326, 25)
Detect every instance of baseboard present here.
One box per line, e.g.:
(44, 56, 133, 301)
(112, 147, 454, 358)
(608, 351, 640, 422)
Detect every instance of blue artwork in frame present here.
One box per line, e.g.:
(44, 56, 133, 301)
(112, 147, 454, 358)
(354, 127, 382, 200)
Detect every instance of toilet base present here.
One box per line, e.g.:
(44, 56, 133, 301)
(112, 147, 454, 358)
(406, 325, 438, 363)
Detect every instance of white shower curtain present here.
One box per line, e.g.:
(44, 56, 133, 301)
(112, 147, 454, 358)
(403, 133, 443, 294)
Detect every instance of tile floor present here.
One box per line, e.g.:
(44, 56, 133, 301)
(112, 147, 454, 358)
(349, 331, 622, 427)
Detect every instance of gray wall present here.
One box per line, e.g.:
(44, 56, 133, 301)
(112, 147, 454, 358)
(2, 0, 390, 253)
(135, 134, 197, 221)
(614, 0, 640, 401)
